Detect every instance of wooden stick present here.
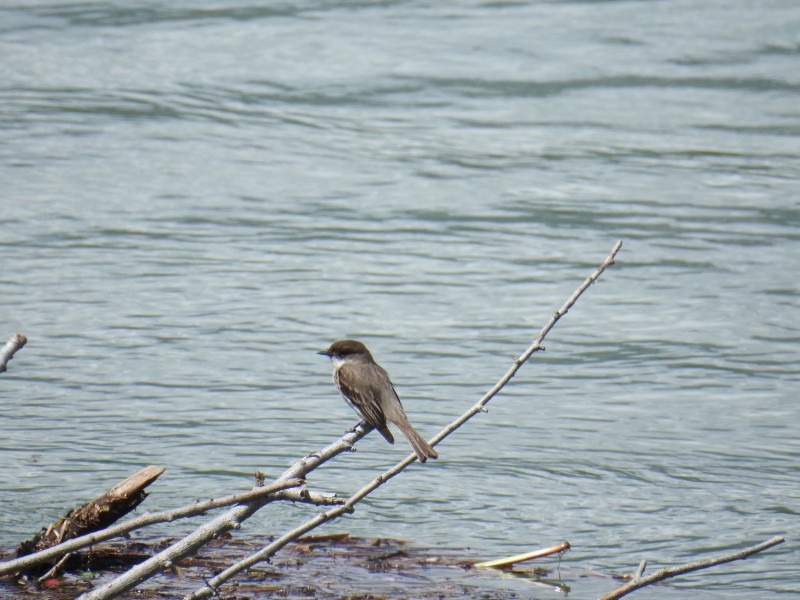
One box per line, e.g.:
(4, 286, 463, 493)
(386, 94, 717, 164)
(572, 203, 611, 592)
(183, 241, 624, 600)
(36, 553, 72, 583)
(599, 536, 786, 600)
(0, 333, 26, 374)
(474, 542, 571, 568)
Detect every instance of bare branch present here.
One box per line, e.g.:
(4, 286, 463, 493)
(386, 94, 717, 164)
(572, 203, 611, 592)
(36, 552, 72, 583)
(430, 240, 622, 444)
(277, 488, 344, 506)
(0, 333, 27, 374)
(599, 536, 786, 600)
(184, 240, 624, 599)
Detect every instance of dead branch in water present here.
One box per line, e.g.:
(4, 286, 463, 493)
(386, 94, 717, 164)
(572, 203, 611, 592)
(474, 542, 571, 568)
(599, 536, 786, 600)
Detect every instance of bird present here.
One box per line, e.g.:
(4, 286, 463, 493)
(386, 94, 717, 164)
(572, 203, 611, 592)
(318, 339, 438, 463)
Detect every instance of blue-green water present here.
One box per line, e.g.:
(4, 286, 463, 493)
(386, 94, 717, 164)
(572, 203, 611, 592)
(1, 1, 798, 597)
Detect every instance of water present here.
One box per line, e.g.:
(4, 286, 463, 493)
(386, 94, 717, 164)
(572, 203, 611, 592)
(1, 1, 798, 597)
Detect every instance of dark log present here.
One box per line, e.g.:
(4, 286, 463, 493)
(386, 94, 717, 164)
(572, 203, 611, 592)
(16, 466, 165, 557)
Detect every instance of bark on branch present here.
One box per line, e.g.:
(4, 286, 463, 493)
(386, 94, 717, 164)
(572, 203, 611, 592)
(0, 333, 26, 374)
(16, 466, 165, 558)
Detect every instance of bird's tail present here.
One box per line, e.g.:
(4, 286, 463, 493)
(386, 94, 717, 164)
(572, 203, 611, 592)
(394, 420, 438, 463)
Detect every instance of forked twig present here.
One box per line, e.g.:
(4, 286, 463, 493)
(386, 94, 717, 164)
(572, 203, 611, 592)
(599, 536, 786, 600)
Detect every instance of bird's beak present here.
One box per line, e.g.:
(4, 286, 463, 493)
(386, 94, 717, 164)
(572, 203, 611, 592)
(318, 350, 331, 356)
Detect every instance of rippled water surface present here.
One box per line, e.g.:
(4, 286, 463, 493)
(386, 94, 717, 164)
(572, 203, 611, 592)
(1, 1, 798, 597)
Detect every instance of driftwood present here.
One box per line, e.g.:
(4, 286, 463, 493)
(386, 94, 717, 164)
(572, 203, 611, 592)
(599, 536, 786, 599)
(475, 542, 571, 568)
(0, 333, 26, 374)
(13, 534, 535, 599)
(16, 466, 165, 558)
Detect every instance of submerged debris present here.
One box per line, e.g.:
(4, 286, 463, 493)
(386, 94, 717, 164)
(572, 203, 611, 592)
(2, 533, 565, 599)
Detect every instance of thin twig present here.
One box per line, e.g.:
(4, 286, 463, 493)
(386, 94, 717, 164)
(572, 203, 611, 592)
(431, 239, 622, 444)
(184, 240, 624, 600)
(0, 333, 27, 374)
(0, 478, 306, 577)
(633, 558, 647, 581)
(599, 536, 786, 600)
(634, 559, 647, 580)
(36, 553, 72, 583)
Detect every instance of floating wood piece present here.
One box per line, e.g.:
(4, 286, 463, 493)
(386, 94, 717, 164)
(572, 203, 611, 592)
(16, 466, 166, 557)
(474, 542, 571, 569)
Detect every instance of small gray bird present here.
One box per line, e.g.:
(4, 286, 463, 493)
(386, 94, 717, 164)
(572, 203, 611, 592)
(319, 340, 438, 463)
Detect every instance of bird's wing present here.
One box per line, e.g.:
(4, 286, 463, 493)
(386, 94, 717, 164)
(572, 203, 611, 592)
(335, 362, 389, 432)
